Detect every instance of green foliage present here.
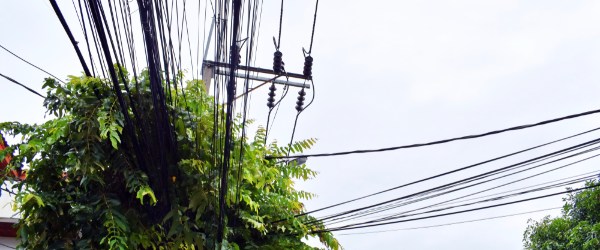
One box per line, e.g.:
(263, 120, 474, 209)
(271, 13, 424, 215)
(0, 72, 341, 249)
(523, 180, 600, 250)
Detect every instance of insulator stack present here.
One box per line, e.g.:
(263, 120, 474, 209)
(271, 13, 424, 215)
(273, 51, 284, 74)
(267, 84, 277, 108)
(303, 55, 313, 78)
(295, 89, 306, 111)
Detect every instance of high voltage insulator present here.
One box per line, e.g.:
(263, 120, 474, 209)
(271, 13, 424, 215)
(267, 84, 277, 108)
(273, 51, 284, 74)
(303, 55, 313, 79)
(295, 88, 306, 111)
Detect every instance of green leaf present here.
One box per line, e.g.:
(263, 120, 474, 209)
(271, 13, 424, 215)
(23, 193, 44, 207)
(136, 185, 157, 206)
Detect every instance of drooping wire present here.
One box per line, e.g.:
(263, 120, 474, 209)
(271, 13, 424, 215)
(272, 0, 285, 70)
(286, 80, 315, 156)
(428, 170, 600, 209)
(323, 148, 600, 226)
(283, 126, 600, 220)
(71, 0, 96, 76)
(275, 0, 284, 50)
(322, 138, 600, 223)
(312, 183, 600, 233)
(307, 140, 600, 228)
(77, 0, 96, 76)
(337, 206, 560, 236)
(347, 169, 597, 224)
(299, 137, 600, 230)
(343, 174, 595, 226)
(285, 0, 320, 155)
(0, 72, 45, 98)
(269, 107, 600, 159)
(306, 0, 319, 54)
(329, 174, 599, 231)
(0, 44, 66, 84)
(48, 0, 91, 77)
(235, 0, 260, 204)
(83, 0, 108, 79)
(264, 76, 290, 143)
(339, 142, 600, 220)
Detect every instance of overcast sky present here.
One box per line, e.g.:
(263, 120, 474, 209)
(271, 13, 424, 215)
(3, 1, 600, 249)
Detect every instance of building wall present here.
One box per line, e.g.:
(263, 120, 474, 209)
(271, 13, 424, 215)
(0, 237, 16, 249)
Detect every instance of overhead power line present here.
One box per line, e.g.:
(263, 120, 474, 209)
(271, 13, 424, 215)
(322, 150, 600, 226)
(341, 171, 595, 228)
(269, 108, 600, 159)
(316, 144, 600, 227)
(0, 72, 45, 98)
(313, 183, 600, 233)
(282, 127, 600, 220)
(338, 207, 560, 236)
(343, 172, 597, 225)
(0, 44, 65, 84)
(432, 170, 600, 208)
(49, 0, 91, 76)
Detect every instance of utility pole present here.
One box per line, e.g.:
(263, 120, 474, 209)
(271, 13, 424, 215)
(208, 0, 311, 246)
(217, 0, 242, 246)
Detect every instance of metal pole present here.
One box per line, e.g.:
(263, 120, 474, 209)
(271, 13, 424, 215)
(217, 0, 242, 245)
(201, 18, 215, 91)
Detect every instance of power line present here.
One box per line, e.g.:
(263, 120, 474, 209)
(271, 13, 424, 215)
(337, 207, 560, 236)
(434, 170, 599, 207)
(307, 0, 319, 54)
(283, 126, 600, 220)
(301, 137, 600, 226)
(275, 0, 284, 49)
(323, 150, 600, 226)
(338, 146, 600, 224)
(0, 44, 66, 84)
(49, 0, 91, 77)
(324, 148, 600, 227)
(317, 145, 600, 227)
(269, 108, 600, 159)
(313, 183, 600, 233)
(347, 172, 596, 225)
(0, 72, 45, 98)
(342, 170, 596, 227)
(286, 0, 319, 155)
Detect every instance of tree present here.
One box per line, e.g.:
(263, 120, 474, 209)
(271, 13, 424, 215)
(0, 69, 340, 250)
(523, 180, 600, 250)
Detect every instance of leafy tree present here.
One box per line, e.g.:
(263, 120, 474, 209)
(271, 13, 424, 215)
(523, 180, 600, 250)
(0, 70, 340, 250)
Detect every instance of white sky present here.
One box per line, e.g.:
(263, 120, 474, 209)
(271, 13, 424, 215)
(3, 1, 600, 249)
